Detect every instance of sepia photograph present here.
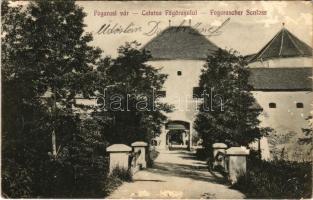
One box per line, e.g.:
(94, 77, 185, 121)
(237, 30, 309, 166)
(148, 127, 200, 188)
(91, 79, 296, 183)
(1, 0, 312, 199)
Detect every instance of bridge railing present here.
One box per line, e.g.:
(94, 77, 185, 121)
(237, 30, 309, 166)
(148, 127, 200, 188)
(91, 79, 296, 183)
(106, 141, 148, 175)
(129, 149, 141, 174)
(212, 143, 250, 184)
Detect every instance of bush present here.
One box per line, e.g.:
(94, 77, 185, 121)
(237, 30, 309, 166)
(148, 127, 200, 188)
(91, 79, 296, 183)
(2, 162, 33, 198)
(102, 167, 133, 197)
(110, 167, 133, 182)
(102, 175, 123, 196)
(147, 149, 159, 167)
(213, 165, 228, 178)
(232, 154, 312, 198)
(195, 147, 212, 161)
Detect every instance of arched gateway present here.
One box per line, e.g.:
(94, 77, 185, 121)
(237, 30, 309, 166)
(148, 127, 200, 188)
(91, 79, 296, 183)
(143, 26, 219, 152)
(151, 120, 192, 150)
(166, 120, 191, 150)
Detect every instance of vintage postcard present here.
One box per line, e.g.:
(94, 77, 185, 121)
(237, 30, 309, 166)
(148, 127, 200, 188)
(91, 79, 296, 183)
(1, 0, 312, 199)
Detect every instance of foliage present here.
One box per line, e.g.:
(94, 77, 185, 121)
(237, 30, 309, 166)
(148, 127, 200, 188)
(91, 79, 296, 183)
(147, 148, 160, 167)
(194, 49, 269, 152)
(94, 41, 173, 145)
(268, 117, 312, 162)
(195, 147, 212, 161)
(268, 130, 296, 160)
(299, 120, 313, 145)
(46, 119, 109, 198)
(232, 154, 312, 198)
(1, 0, 108, 198)
(2, 0, 168, 197)
(102, 167, 133, 197)
(2, 0, 50, 197)
(2, 162, 33, 198)
(111, 167, 133, 182)
(103, 175, 123, 197)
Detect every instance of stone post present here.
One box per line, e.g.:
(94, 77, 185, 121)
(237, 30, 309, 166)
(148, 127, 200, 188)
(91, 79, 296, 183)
(106, 144, 132, 173)
(212, 143, 228, 169)
(159, 125, 167, 150)
(131, 141, 148, 169)
(225, 146, 250, 184)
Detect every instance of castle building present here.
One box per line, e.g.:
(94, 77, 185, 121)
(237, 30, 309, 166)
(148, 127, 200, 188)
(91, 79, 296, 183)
(247, 27, 312, 159)
(143, 26, 219, 150)
(143, 25, 313, 157)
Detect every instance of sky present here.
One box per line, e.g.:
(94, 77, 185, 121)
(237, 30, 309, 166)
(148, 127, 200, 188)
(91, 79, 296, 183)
(77, 1, 312, 57)
(13, 1, 313, 57)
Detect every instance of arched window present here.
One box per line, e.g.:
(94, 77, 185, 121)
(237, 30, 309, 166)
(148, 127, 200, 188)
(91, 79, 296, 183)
(296, 102, 304, 108)
(177, 71, 182, 76)
(269, 103, 276, 108)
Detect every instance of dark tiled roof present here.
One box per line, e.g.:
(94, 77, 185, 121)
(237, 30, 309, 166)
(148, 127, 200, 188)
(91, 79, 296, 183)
(250, 28, 312, 62)
(142, 26, 220, 60)
(248, 67, 312, 91)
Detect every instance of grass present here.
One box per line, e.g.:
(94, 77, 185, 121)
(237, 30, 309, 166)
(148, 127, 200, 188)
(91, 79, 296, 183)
(103, 167, 133, 197)
(231, 154, 312, 199)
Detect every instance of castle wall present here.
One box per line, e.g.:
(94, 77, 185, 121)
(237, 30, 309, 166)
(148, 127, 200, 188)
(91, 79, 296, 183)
(147, 60, 205, 123)
(253, 91, 312, 133)
(147, 60, 205, 148)
(250, 91, 312, 160)
(148, 58, 312, 156)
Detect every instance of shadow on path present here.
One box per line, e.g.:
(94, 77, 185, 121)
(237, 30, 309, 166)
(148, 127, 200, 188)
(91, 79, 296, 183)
(144, 150, 227, 184)
(146, 162, 226, 184)
(108, 150, 245, 199)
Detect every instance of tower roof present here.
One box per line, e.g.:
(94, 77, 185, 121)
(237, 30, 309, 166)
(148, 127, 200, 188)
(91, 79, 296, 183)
(142, 26, 220, 60)
(249, 27, 312, 63)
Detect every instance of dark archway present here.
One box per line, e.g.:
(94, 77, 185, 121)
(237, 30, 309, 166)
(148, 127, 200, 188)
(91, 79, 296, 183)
(165, 120, 191, 150)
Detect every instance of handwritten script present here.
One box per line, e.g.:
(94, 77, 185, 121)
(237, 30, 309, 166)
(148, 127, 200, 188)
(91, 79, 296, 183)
(96, 18, 231, 37)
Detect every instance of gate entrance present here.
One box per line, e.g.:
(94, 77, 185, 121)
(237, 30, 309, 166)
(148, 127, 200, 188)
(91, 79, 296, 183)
(165, 120, 191, 150)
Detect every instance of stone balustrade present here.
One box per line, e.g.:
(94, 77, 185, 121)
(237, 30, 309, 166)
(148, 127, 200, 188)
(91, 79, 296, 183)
(106, 144, 132, 173)
(212, 143, 250, 184)
(226, 146, 250, 184)
(131, 141, 148, 168)
(106, 141, 148, 175)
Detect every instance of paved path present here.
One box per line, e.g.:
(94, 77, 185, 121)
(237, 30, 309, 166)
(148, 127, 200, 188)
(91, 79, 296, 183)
(108, 150, 245, 199)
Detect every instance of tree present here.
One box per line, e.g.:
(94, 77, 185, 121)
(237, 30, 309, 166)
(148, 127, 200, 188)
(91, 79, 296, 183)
(94, 41, 172, 145)
(194, 49, 268, 150)
(2, 0, 107, 197)
(2, 1, 45, 197)
(300, 116, 313, 145)
(297, 116, 313, 161)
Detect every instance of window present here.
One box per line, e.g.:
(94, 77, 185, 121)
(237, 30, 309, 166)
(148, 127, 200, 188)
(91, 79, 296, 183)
(296, 102, 304, 108)
(193, 87, 203, 98)
(156, 90, 166, 98)
(177, 71, 182, 76)
(269, 103, 276, 108)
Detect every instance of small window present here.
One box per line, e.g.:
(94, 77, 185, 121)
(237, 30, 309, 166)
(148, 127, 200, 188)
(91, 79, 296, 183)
(193, 87, 203, 98)
(296, 102, 304, 108)
(269, 103, 276, 108)
(177, 71, 182, 76)
(156, 90, 166, 98)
